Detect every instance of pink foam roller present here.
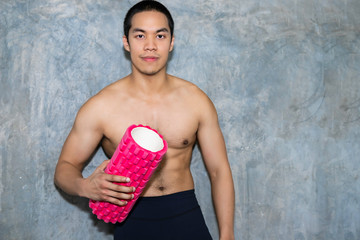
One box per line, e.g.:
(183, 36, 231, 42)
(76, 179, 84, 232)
(89, 124, 168, 223)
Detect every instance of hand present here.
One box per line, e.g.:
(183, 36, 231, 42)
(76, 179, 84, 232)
(82, 160, 135, 206)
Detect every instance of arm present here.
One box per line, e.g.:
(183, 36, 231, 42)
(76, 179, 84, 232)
(197, 96, 235, 240)
(54, 98, 134, 206)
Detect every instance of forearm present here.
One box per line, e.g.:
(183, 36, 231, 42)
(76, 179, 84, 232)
(54, 161, 86, 197)
(211, 167, 235, 240)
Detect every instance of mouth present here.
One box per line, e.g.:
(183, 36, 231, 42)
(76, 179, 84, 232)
(141, 56, 159, 62)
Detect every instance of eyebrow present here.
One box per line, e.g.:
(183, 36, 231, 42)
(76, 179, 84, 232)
(132, 28, 169, 33)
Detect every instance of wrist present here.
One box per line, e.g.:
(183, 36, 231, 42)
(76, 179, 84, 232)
(220, 234, 235, 240)
(76, 177, 88, 198)
(219, 228, 234, 240)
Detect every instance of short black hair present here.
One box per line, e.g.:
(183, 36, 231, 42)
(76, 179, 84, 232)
(123, 0, 174, 40)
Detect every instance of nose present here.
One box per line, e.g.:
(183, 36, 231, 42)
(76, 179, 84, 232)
(144, 37, 157, 51)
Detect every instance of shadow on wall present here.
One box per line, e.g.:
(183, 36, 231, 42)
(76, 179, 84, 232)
(54, 143, 115, 235)
(55, 184, 116, 235)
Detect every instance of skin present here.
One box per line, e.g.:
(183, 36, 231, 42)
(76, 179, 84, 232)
(54, 11, 235, 240)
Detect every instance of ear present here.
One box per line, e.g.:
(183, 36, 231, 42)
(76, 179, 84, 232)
(123, 36, 130, 52)
(169, 36, 175, 52)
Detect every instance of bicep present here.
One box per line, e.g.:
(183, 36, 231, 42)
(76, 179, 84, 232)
(58, 105, 104, 170)
(197, 98, 228, 176)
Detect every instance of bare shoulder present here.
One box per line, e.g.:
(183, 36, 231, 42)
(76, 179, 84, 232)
(74, 78, 127, 126)
(169, 75, 212, 104)
(172, 75, 215, 112)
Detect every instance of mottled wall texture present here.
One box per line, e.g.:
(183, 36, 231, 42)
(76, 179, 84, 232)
(1, 0, 359, 239)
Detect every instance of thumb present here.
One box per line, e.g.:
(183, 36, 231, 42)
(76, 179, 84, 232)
(96, 159, 110, 172)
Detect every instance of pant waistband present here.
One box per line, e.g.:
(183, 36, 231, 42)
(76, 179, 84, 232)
(138, 189, 195, 202)
(126, 189, 200, 220)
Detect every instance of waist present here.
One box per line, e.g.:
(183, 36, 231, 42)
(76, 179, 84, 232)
(139, 189, 195, 201)
(126, 189, 199, 220)
(141, 169, 194, 196)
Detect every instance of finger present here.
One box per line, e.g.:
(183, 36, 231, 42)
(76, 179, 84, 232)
(111, 191, 134, 201)
(101, 178, 135, 194)
(102, 188, 134, 202)
(107, 174, 132, 184)
(103, 195, 128, 206)
(104, 180, 135, 194)
(112, 184, 136, 194)
(96, 160, 110, 172)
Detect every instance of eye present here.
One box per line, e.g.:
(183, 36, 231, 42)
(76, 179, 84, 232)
(136, 34, 145, 39)
(157, 34, 166, 39)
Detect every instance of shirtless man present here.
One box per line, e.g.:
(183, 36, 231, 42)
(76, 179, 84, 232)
(54, 1, 234, 239)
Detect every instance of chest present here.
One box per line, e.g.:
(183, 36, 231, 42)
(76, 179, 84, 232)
(102, 99, 198, 154)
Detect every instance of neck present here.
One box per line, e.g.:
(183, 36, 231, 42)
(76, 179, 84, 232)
(128, 70, 170, 96)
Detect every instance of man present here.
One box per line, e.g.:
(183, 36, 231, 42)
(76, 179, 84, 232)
(54, 1, 234, 239)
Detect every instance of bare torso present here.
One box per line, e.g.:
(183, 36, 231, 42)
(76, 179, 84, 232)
(96, 75, 201, 196)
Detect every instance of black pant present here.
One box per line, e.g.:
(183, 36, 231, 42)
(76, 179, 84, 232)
(114, 190, 213, 240)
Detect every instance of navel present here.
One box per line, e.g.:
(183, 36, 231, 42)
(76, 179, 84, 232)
(158, 186, 165, 191)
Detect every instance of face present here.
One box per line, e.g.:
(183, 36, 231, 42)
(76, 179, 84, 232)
(123, 11, 174, 76)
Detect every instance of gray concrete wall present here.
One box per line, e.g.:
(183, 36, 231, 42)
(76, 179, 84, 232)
(1, 0, 359, 239)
